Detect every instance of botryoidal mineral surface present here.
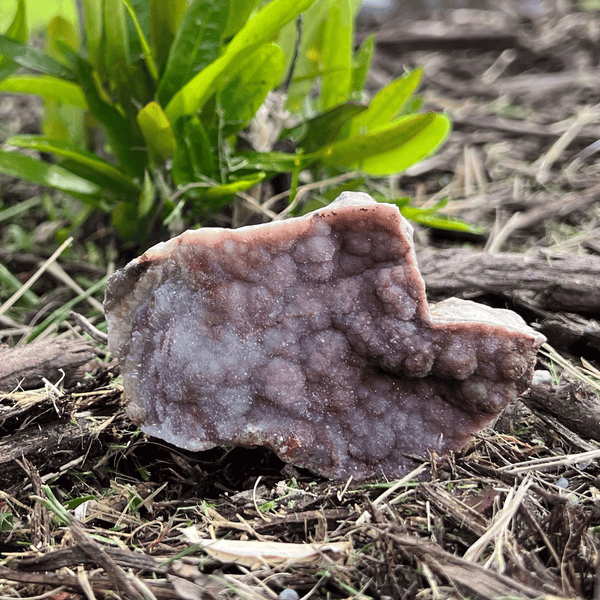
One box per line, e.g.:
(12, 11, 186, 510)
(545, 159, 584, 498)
(104, 192, 546, 479)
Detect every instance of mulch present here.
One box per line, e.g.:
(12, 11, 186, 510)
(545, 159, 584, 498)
(1, 2, 600, 599)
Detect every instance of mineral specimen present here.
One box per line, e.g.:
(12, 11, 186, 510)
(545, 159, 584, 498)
(104, 192, 546, 479)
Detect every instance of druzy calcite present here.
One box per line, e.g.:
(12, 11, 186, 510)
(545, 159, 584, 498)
(104, 192, 545, 479)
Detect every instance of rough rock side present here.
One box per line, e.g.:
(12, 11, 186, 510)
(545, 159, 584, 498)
(104, 192, 546, 479)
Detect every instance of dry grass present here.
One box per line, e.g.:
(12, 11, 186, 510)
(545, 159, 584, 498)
(0, 367, 598, 599)
(2, 2, 600, 599)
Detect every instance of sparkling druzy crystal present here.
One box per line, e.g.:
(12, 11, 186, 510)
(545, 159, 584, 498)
(104, 192, 546, 479)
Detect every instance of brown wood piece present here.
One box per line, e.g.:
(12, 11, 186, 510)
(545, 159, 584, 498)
(0, 417, 103, 486)
(419, 249, 600, 313)
(0, 339, 95, 392)
(522, 379, 600, 443)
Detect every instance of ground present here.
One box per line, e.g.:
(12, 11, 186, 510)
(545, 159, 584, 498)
(0, 2, 600, 599)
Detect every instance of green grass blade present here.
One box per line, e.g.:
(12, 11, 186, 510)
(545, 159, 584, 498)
(121, 0, 158, 83)
(0, 196, 39, 223)
(320, 0, 353, 111)
(165, 0, 317, 122)
(0, 150, 101, 197)
(399, 205, 485, 234)
(103, 0, 130, 67)
(80, 0, 104, 73)
(200, 173, 265, 201)
(43, 16, 84, 144)
(26, 275, 108, 342)
(6, 135, 139, 194)
(351, 33, 374, 96)
(3, 0, 27, 43)
(149, 0, 187, 73)
(0, 262, 39, 307)
(75, 57, 147, 178)
(157, 0, 229, 106)
(0, 35, 75, 80)
(0, 74, 87, 107)
(235, 151, 312, 174)
(0, 0, 27, 82)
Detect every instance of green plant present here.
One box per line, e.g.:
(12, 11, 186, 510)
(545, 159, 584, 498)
(0, 0, 452, 244)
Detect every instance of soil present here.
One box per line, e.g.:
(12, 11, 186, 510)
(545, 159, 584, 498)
(1, 2, 599, 599)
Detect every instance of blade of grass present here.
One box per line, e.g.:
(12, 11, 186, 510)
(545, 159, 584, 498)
(0, 263, 39, 306)
(121, 0, 158, 84)
(0, 35, 76, 80)
(7, 135, 138, 192)
(0, 74, 88, 108)
(0, 237, 73, 319)
(26, 274, 108, 342)
(45, 262, 105, 314)
(0, 196, 40, 223)
(0, 0, 27, 83)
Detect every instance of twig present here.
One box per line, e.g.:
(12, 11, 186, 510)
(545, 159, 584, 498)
(498, 449, 600, 474)
(70, 311, 108, 345)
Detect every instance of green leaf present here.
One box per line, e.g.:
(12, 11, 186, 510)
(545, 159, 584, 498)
(43, 16, 84, 143)
(139, 170, 154, 217)
(351, 33, 374, 96)
(75, 57, 147, 178)
(190, 172, 266, 211)
(137, 101, 177, 163)
(157, 0, 229, 106)
(6, 135, 139, 196)
(399, 205, 485, 234)
(236, 150, 312, 174)
(0, 512, 15, 532)
(0, 75, 87, 107)
(0, 196, 40, 223)
(45, 15, 78, 65)
(278, 0, 329, 113)
(349, 68, 423, 136)
(202, 173, 265, 199)
(172, 115, 215, 185)
(0, 261, 39, 307)
(81, 0, 104, 72)
(358, 114, 450, 175)
(315, 112, 451, 175)
(27, 276, 108, 342)
(103, 0, 130, 68)
(219, 43, 285, 137)
(320, 0, 352, 110)
(121, 0, 159, 83)
(149, 0, 187, 73)
(0, 35, 75, 80)
(223, 0, 258, 38)
(282, 102, 367, 153)
(165, 0, 317, 122)
(0, 0, 27, 83)
(3, 0, 27, 42)
(112, 201, 140, 239)
(0, 150, 101, 199)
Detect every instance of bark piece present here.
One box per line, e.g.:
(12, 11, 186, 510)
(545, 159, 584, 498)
(104, 192, 545, 480)
(419, 248, 600, 313)
(0, 338, 95, 391)
(522, 378, 600, 443)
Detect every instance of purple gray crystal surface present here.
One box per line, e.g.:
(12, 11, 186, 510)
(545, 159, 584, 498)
(104, 192, 546, 479)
